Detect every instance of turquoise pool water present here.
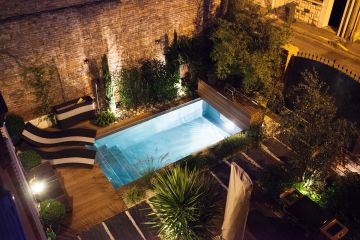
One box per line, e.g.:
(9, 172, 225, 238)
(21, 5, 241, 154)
(94, 99, 241, 188)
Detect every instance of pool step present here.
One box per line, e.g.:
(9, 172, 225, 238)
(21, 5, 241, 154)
(96, 145, 127, 187)
(109, 146, 142, 181)
(104, 146, 135, 185)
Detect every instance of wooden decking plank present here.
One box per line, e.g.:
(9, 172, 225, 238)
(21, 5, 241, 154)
(104, 212, 143, 240)
(128, 202, 160, 240)
(210, 162, 231, 187)
(79, 223, 111, 240)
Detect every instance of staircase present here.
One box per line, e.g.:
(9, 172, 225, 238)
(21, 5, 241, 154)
(95, 145, 142, 188)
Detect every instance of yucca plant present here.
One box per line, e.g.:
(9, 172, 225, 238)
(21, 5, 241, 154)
(149, 165, 221, 240)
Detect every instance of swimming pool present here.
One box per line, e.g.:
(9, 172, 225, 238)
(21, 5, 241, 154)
(94, 99, 241, 188)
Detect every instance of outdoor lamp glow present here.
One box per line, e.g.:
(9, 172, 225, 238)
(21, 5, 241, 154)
(30, 179, 46, 194)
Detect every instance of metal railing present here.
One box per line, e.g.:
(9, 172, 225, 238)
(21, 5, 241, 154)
(1, 125, 47, 240)
(297, 52, 360, 82)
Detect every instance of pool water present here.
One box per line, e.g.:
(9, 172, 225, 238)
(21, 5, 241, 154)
(94, 99, 241, 188)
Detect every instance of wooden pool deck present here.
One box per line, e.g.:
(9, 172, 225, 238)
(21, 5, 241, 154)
(55, 112, 156, 233)
(54, 97, 192, 234)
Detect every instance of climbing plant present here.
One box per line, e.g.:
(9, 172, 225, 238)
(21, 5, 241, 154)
(101, 54, 113, 110)
(22, 64, 57, 119)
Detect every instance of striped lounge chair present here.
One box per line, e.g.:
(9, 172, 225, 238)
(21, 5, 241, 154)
(54, 96, 96, 129)
(21, 122, 96, 147)
(36, 149, 96, 166)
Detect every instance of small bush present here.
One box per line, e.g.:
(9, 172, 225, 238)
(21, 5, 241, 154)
(245, 124, 264, 146)
(322, 173, 360, 227)
(122, 186, 146, 205)
(39, 199, 66, 228)
(257, 164, 295, 203)
(182, 153, 217, 170)
(18, 150, 41, 171)
(115, 59, 179, 108)
(149, 165, 221, 239)
(212, 132, 250, 158)
(5, 114, 25, 144)
(92, 111, 116, 127)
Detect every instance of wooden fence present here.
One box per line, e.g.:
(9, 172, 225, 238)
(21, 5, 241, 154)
(198, 80, 263, 130)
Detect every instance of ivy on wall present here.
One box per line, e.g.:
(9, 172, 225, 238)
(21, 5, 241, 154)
(22, 64, 57, 120)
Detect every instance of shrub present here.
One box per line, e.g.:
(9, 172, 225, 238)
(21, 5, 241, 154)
(322, 173, 360, 227)
(245, 124, 264, 146)
(18, 150, 41, 171)
(149, 165, 221, 240)
(115, 59, 179, 108)
(101, 54, 113, 109)
(182, 153, 217, 170)
(122, 186, 146, 206)
(92, 111, 116, 127)
(39, 199, 66, 228)
(212, 132, 250, 158)
(257, 164, 295, 203)
(5, 114, 25, 144)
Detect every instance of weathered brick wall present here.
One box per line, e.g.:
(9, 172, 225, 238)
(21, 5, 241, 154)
(0, 0, 101, 20)
(294, 0, 323, 25)
(0, 0, 220, 120)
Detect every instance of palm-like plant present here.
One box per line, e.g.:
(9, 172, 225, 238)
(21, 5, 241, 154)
(149, 165, 221, 240)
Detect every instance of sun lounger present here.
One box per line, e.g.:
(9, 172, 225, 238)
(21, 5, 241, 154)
(54, 96, 96, 129)
(36, 148, 96, 166)
(21, 122, 96, 147)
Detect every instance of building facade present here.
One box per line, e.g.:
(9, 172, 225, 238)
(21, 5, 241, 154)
(254, 0, 360, 42)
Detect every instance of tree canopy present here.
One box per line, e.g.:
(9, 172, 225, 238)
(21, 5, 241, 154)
(210, 0, 289, 99)
(280, 70, 357, 182)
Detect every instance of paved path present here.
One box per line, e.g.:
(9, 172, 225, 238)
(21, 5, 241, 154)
(287, 21, 360, 77)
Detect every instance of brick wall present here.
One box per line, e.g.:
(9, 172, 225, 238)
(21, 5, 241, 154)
(0, 0, 220, 120)
(294, 0, 323, 25)
(0, 0, 101, 20)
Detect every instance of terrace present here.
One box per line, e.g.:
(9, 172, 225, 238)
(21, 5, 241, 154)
(1, 1, 360, 240)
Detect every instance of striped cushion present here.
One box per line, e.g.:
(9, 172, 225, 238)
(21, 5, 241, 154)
(54, 96, 95, 129)
(21, 123, 96, 147)
(37, 149, 96, 166)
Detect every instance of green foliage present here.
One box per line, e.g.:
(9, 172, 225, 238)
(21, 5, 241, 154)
(136, 154, 168, 189)
(115, 60, 179, 108)
(22, 64, 57, 117)
(322, 173, 360, 227)
(101, 54, 113, 109)
(257, 164, 295, 203)
(293, 181, 323, 204)
(176, 33, 213, 96)
(92, 111, 116, 127)
(182, 153, 217, 170)
(245, 124, 264, 147)
(149, 165, 221, 240)
(210, 1, 290, 98)
(165, 31, 181, 80)
(212, 132, 250, 158)
(39, 199, 66, 228)
(281, 70, 358, 182)
(18, 150, 41, 171)
(5, 114, 24, 144)
(122, 185, 146, 205)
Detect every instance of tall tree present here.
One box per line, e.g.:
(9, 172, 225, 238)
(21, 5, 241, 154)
(280, 70, 357, 186)
(210, 0, 289, 100)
